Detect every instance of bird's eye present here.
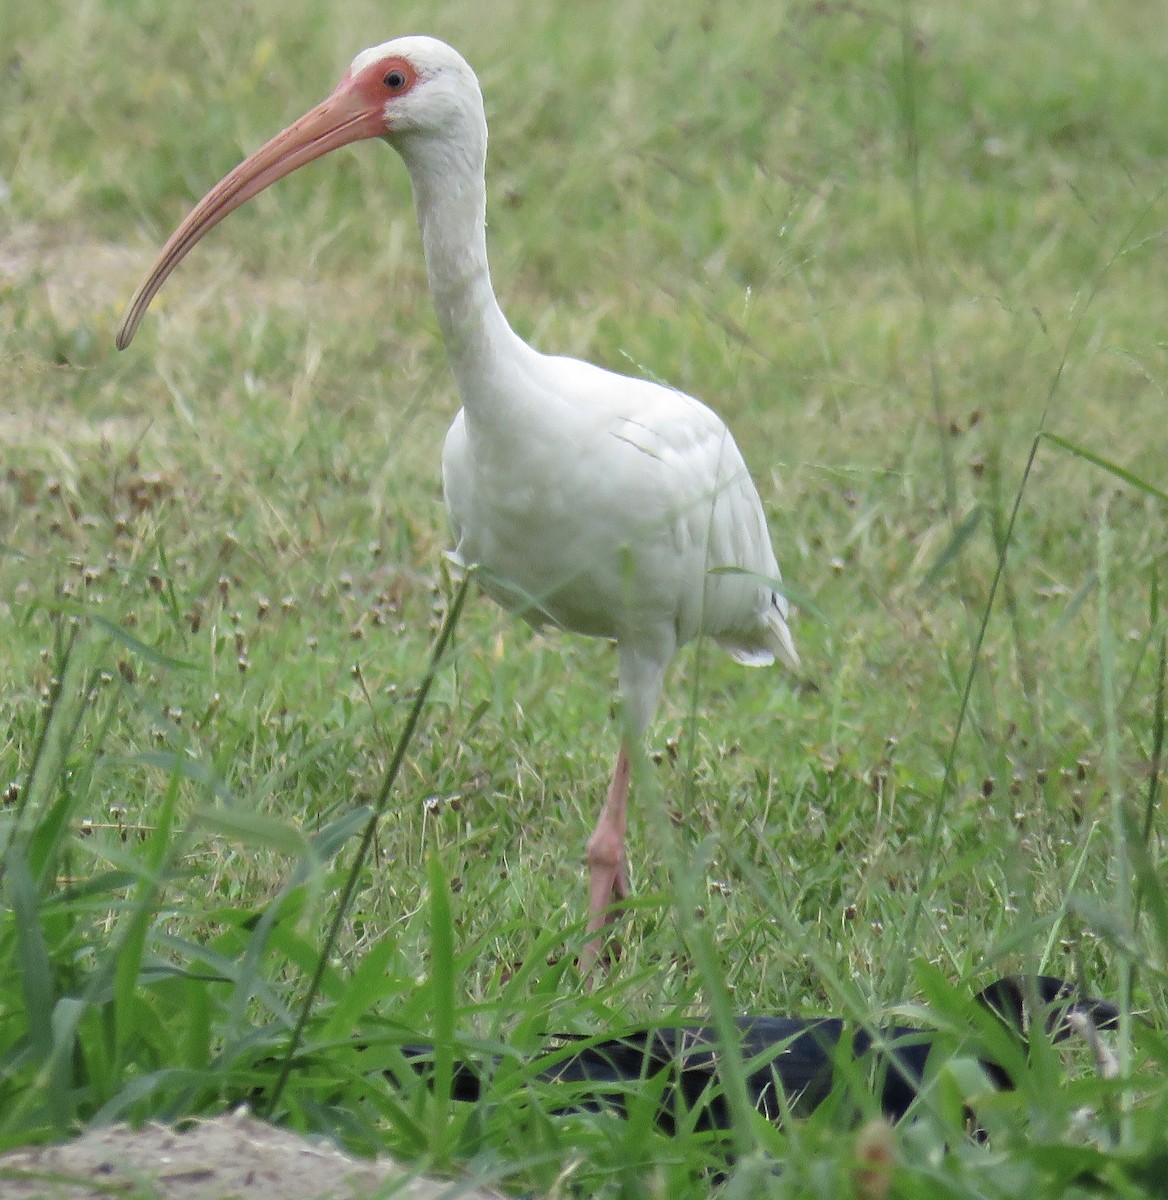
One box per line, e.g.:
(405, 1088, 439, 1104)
(384, 69, 407, 91)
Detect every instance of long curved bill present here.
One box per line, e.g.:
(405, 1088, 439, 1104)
(116, 76, 386, 350)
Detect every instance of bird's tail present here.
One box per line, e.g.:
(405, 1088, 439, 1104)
(721, 595, 800, 672)
(766, 602, 800, 672)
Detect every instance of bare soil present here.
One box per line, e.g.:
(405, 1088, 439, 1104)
(0, 1108, 505, 1199)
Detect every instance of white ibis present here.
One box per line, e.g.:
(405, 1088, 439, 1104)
(116, 36, 799, 966)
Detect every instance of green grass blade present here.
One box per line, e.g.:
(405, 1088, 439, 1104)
(114, 757, 184, 1077)
(194, 807, 310, 859)
(705, 566, 826, 623)
(1097, 509, 1134, 1143)
(917, 503, 983, 589)
(5, 852, 55, 1064)
(65, 610, 202, 673)
(2, 850, 75, 1132)
(3, 625, 82, 861)
(1041, 431, 1168, 505)
(426, 853, 456, 1164)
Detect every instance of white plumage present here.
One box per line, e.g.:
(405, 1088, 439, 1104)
(117, 35, 798, 966)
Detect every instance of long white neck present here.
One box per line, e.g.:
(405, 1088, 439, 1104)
(397, 131, 527, 403)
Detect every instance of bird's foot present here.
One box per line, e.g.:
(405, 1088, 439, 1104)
(577, 931, 623, 981)
(581, 742, 632, 981)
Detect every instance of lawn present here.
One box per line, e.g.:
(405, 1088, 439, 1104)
(1, 0, 1166, 1195)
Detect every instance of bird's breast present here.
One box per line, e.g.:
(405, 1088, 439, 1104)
(438, 363, 784, 654)
(442, 409, 680, 639)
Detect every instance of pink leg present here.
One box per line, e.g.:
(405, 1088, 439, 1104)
(580, 742, 632, 969)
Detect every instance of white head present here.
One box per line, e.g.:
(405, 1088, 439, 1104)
(116, 36, 486, 349)
(348, 36, 484, 144)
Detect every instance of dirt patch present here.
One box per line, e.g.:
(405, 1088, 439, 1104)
(0, 410, 149, 451)
(0, 1108, 506, 1200)
(0, 219, 358, 338)
(0, 223, 143, 313)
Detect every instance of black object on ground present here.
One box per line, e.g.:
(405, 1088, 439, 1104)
(396, 975, 1118, 1134)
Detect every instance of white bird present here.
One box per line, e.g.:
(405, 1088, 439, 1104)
(117, 36, 799, 967)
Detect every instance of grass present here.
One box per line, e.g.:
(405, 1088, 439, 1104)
(1, 0, 1167, 1194)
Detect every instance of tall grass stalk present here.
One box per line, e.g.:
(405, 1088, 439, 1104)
(263, 572, 471, 1117)
(894, 4, 956, 522)
(1096, 509, 1135, 1143)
